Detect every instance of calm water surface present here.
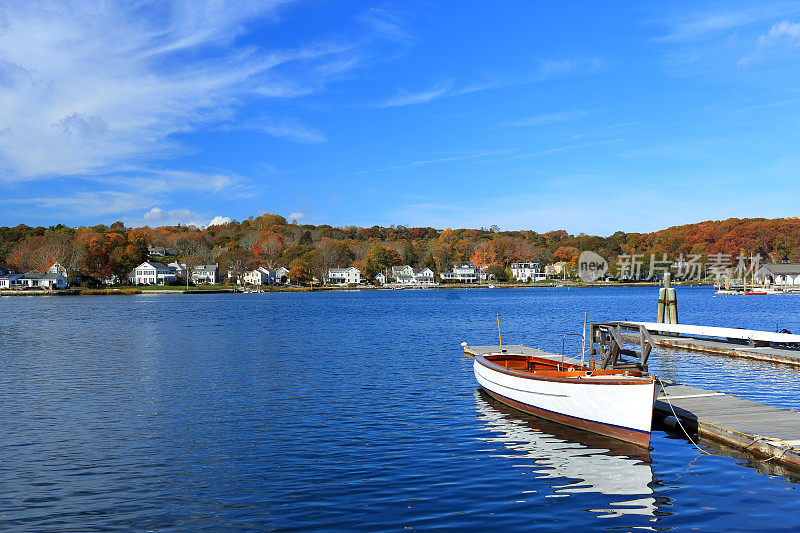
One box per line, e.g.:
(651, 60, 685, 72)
(3, 286, 800, 531)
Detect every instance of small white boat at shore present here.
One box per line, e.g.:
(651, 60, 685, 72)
(474, 353, 656, 447)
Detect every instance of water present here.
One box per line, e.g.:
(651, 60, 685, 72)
(2, 286, 800, 531)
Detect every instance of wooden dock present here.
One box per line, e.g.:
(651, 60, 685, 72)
(463, 343, 800, 476)
(648, 333, 800, 366)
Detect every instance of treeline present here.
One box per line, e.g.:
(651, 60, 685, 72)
(1, 214, 800, 284)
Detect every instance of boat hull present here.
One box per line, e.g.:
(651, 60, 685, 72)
(474, 357, 656, 448)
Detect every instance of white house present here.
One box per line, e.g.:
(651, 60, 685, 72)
(275, 267, 291, 284)
(128, 261, 177, 285)
(18, 272, 68, 289)
(0, 273, 23, 289)
(243, 267, 275, 286)
(545, 262, 567, 277)
(413, 267, 435, 284)
(375, 272, 387, 284)
(167, 262, 186, 277)
(755, 264, 800, 287)
(192, 265, 218, 284)
(47, 262, 68, 275)
(326, 267, 361, 285)
(390, 265, 435, 285)
(440, 264, 486, 283)
(511, 262, 544, 282)
(391, 265, 414, 280)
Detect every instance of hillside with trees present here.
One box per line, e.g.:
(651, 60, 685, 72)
(1, 215, 799, 285)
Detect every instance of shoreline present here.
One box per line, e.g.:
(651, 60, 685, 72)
(0, 281, 714, 296)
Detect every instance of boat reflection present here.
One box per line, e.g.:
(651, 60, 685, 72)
(475, 390, 659, 519)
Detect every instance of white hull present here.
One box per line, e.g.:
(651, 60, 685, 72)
(474, 358, 656, 447)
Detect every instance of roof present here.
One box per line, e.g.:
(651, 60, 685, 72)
(758, 263, 800, 276)
(195, 265, 217, 271)
(137, 261, 168, 269)
(329, 267, 359, 273)
(22, 272, 64, 280)
(413, 267, 432, 274)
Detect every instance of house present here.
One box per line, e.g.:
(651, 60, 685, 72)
(413, 267, 435, 284)
(128, 261, 177, 285)
(275, 267, 291, 284)
(0, 273, 23, 289)
(511, 262, 544, 282)
(148, 245, 178, 257)
(440, 264, 487, 283)
(755, 264, 800, 287)
(47, 262, 68, 274)
(192, 265, 218, 284)
(391, 265, 414, 280)
(167, 262, 186, 276)
(545, 262, 567, 277)
(243, 267, 275, 286)
(326, 267, 361, 285)
(390, 265, 436, 285)
(18, 272, 68, 289)
(375, 272, 387, 284)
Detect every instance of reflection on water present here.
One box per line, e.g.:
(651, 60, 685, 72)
(475, 390, 659, 519)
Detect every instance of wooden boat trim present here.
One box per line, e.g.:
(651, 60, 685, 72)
(474, 354, 654, 386)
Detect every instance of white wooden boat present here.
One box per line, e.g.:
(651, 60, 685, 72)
(473, 352, 656, 448)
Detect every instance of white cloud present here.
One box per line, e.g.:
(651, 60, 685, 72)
(356, 150, 506, 174)
(377, 80, 455, 108)
(208, 216, 232, 227)
(374, 58, 603, 108)
(760, 19, 800, 44)
(0, 0, 361, 183)
(141, 207, 230, 228)
(289, 211, 307, 222)
(501, 110, 593, 128)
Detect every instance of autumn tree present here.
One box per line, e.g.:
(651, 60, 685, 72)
(218, 248, 255, 289)
(288, 265, 310, 285)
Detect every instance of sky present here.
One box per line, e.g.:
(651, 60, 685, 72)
(3, 1, 800, 235)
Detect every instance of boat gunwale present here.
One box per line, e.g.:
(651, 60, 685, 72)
(475, 354, 654, 385)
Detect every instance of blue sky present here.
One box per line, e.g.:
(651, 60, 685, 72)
(3, 1, 800, 235)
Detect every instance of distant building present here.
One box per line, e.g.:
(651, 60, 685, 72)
(545, 262, 567, 277)
(148, 245, 178, 257)
(275, 267, 291, 284)
(0, 273, 23, 289)
(243, 267, 275, 286)
(47, 262, 68, 274)
(391, 265, 414, 280)
(167, 262, 186, 276)
(755, 263, 800, 287)
(17, 272, 68, 289)
(128, 261, 177, 285)
(375, 272, 387, 284)
(440, 264, 486, 283)
(192, 265, 218, 284)
(511, 262, 544, 282)
(326, 267, 361, 285)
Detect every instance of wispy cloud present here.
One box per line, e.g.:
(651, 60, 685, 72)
(0, 0, 362, 185)
(356, 150, 506, 174)
(500, 109, 594, 128)
(739, 19, 800, 66)
(374, 58, 603, 108)
(653, 3, 800, 42)
(376, 80, 455, 108)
